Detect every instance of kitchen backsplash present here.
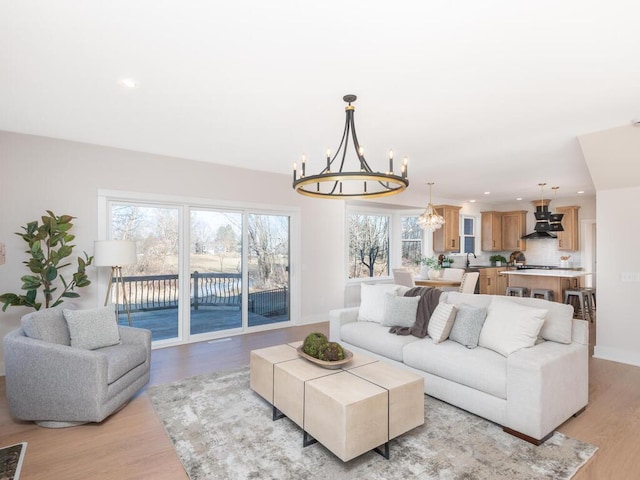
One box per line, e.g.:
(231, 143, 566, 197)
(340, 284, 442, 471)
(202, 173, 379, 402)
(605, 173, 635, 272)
(453, 240, 581, 267)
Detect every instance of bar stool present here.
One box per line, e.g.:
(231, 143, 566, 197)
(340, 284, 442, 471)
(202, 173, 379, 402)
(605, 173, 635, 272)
(506, 286, 528, 297)
(564, 289, 594, 322)
(530, 288, 554, 301)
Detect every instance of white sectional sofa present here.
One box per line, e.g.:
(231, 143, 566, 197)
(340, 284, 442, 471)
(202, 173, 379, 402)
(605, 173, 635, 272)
(329, 288, 589, 444)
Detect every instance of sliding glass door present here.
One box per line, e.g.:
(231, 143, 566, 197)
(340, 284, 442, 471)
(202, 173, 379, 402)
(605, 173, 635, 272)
(247, 214, 290, 327)
(111, 203, 180, 341)
(107, 199, 292, 343)
(189, 209, 243, 335)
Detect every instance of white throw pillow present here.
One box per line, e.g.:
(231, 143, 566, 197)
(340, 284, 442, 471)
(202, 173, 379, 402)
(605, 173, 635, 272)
(63, 306, 121, 350)
(358, 283, 400, 323)
(427, 303, 457, 344)
(478, 299, 547, 356)
(381, 292, 420, 327)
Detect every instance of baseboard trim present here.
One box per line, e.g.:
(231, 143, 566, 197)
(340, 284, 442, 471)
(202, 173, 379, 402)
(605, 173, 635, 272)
(594, 345, 640, 367)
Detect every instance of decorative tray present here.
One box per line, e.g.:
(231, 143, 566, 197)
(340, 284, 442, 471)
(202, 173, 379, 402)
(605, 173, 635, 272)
(296, 346, 353, 369)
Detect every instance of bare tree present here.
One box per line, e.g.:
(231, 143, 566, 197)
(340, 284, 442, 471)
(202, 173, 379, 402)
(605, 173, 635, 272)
(349, 214, 389, 278)
(214, 224, 239, 271)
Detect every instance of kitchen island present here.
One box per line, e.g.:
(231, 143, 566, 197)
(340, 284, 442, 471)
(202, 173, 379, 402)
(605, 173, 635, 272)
(500, 269, 592, 303)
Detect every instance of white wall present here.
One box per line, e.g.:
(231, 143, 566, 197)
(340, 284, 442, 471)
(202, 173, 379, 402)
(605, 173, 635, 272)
(0, 131, 345, 373)
(593, 187, 640, 366)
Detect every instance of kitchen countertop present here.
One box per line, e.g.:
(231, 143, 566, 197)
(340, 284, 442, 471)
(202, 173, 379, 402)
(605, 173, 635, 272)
(500, 269, 592, 278)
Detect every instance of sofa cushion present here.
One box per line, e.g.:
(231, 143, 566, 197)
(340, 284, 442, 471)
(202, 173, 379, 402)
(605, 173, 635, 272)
(427, 303, 457, 344)
(97, 343, 148, 384)
(381, 292, 420, 328)
(358, 283, 399, 323)
(403, 338, 507, 399)
(478, 298, 546, 356)
(496, 296, 574, 344)
(64, 306, 122, 350)
(21, 303, 76, 345)
(340, 321, 420, 362)
(449, 304, 488, 348)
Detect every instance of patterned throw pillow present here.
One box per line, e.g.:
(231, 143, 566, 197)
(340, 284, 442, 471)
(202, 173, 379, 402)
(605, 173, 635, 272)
(427, 303, 458, 344)
(449, 304, 488, 348)
(381, 292, 420, 327)
(63, 306, 121, 350)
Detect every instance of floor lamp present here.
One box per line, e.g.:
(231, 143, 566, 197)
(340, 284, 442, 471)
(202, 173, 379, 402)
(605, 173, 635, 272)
(94, 240, 137, 326)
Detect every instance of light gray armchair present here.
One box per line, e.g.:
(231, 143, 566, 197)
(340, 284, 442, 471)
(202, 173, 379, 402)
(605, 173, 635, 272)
(3, 304, 151, 428)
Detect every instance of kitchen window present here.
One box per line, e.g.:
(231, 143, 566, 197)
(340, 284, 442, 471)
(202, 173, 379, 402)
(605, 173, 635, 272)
(461, 215, 476, 254)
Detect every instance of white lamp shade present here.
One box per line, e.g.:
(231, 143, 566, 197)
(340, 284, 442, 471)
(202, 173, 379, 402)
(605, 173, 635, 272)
(94, 240, 137, 267)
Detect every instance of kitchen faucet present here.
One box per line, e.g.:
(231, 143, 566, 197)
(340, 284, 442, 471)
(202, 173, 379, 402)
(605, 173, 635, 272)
(466, 252, 477, 268)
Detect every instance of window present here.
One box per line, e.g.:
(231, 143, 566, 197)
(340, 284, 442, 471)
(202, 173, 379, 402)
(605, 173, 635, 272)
(100, 190, 297, 346)
(348, 213, 390, 279)
(461, 215, 476, 253)
(401, 215, 422, 275)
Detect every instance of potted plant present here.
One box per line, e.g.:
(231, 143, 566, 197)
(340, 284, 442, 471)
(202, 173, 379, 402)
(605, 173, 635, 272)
(421, 256, 442, 279)
(442, 256, 454, 268)
(0, 211, 93, 311)
(490, 255, 507, 267)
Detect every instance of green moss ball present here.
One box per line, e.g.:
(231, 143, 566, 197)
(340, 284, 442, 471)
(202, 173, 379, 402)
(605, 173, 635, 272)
(302, 332, 328, 358)
(318, 341, 345, 362)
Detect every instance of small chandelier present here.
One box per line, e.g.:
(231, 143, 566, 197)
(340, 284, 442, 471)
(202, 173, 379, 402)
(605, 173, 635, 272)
(292, 94, 409, 199)
(418, 182, 445, 231)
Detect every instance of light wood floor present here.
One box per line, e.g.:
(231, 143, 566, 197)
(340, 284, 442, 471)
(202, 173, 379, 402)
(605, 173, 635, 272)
(1, 321, 639, 479)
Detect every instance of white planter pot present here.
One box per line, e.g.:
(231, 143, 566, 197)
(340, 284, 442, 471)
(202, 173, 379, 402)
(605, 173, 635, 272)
(420, 266, 430, 279)
(428, 269, 443, 280)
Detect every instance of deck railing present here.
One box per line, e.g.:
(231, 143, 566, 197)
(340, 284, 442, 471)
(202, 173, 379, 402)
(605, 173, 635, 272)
(118, 272, 287, 316)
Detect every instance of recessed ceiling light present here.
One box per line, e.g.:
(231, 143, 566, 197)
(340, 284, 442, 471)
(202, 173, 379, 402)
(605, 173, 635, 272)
(483, 191, 490, 195)
(469, 199, 476, 203)
(516, 197, 523, 201)
(119, 78, 139, 89)
(577, 190, 584, 194)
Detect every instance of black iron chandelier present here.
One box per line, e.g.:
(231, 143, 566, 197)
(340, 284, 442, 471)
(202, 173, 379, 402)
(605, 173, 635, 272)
(292, 94, 409, 199)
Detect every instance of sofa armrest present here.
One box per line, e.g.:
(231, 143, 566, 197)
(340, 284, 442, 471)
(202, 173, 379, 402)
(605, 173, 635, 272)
(571, 319, 589, 345)
(3, 330, 110, 418)
(506, 340, 589, 441)
(118, 326, 152, 361)
(329, 307, 359, 342)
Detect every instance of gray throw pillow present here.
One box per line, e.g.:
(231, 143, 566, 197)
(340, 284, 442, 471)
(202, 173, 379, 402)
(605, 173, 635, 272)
(381, 292, 420, 327)
(63, 306, 121, 350)
(21, 303, 76, 345)
(449, 303, 488, 349)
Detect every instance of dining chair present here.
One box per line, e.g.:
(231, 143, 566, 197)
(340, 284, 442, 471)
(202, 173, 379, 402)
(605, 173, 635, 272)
(458, 272, 480, 294)
(392, 268, 415, 287)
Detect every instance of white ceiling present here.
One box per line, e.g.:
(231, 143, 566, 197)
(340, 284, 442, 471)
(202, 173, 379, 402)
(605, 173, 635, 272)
(2, 1, 639, 203)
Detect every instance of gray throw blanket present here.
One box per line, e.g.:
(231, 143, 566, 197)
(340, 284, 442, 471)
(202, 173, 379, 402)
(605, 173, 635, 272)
(389, 287, 442, 338)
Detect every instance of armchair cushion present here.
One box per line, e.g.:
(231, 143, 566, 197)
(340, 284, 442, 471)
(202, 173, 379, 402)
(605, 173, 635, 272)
(64, 306, 121, 350)
(21, 303, 75, 345)
(98, 343, 148, 384)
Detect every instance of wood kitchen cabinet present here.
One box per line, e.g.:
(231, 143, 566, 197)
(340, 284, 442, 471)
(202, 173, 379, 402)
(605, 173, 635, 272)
(481, 211, 503, 252)
(501, 210, 527, 251)
(433, 205, 461, 253)
(479, 267, 508, 295)
(556, 206, 580, 251)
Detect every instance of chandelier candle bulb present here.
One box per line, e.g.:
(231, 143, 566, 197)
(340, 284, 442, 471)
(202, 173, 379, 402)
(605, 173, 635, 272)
(389, 150, 394, 173)
(326, 149, 331, 171)
(293, 162, 297, 181)
(302, 155, 306, 177)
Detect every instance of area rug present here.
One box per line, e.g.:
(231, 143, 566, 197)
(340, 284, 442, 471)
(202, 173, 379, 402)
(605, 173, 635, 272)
(148, 367, 597, 480)
(0, 443, 27, 480)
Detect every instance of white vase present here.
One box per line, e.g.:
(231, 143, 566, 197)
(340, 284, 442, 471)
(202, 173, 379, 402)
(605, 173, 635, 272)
(428, 269, 442, 280)
(420, 266, 430, 279)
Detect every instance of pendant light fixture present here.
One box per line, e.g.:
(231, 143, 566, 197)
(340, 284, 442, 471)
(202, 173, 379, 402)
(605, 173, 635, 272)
(418, 182, 445, 231)
(533, 183, 551, 232)
(549, 186, 565, 232)
(292, 94, 409, 199)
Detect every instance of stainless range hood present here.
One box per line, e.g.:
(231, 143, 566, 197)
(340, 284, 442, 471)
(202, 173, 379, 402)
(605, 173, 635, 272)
(521, 200, 558, 239)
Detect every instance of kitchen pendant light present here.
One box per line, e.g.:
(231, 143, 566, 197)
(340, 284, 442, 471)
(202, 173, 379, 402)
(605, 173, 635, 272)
(533, 183, 551, 232)
(418, 182, 445, 231)
(549, 186, 565, 232)
(292, 94, 409, 199)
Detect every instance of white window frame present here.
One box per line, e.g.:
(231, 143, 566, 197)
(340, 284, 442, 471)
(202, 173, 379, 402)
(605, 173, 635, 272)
(97, 189, 301, 349)
(459, 214, 478, 254)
